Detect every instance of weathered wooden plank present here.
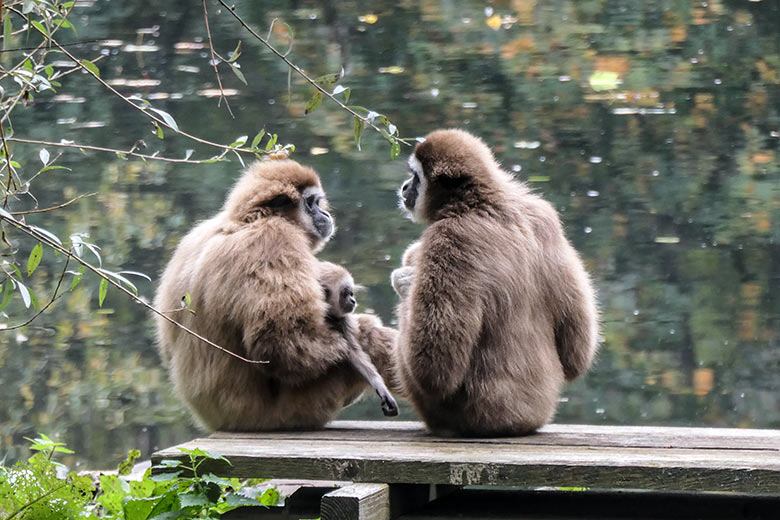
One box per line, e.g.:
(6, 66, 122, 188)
(153, 435, 780, 494)
(210, 421, 780, 451)
(321, 483, 390, 520)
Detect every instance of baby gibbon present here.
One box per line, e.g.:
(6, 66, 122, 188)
(318, 261, 399, 416)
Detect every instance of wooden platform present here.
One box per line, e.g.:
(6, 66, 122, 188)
(153, 420, 780, 495)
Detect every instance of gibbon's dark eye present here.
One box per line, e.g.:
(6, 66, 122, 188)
(266, 194, 292, 208)
(342, 288, 352, 298)
(305, 195, 316, 208)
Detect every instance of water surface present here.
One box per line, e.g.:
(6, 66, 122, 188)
(1, 1, 779, 468)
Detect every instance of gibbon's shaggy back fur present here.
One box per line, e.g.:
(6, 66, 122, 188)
(393, 129, 599, 437)
(155, 160, 397, 431)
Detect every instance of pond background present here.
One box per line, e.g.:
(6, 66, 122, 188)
(1, 0, 779, 469)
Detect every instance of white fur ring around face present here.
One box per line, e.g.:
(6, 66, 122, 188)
(391, 266, 416, 299)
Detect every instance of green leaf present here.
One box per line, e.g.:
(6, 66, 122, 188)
(118, 449, 141, 476)
(69, 265, 85, 291)
(178, 446, 231, 464)
(149, 471, 182, 482)
(229, 63, 247, 85)
(45, 65, 54, 78)
(39, 165, 70, 173)
(3, 16, 13, 51)
(260, 487, 280, 506)
(98, 475, 130, 514)
(153, 459, 183, 469)
(27, 243, 43, 276)
(353, 116, 364, 151)
(313, 68, 343, 87)
(80, 59, 100, 77)
(179, 493, 210, 507)
(225, 493, 262, 507)
(264, 134, 278, 151)
(98, 277, 108, 307)
(227, 40, 242, 62)
(304, 91, 323, 115)
(31, 20, 47, 36)
(0, 281, 13, 312)
(154, 122, 164, 139)
(390, 141, 401, 159)
(333, 85, 350, 103)
(251, 130, 266, 149)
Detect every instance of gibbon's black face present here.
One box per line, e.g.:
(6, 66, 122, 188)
(300, 186, 333, 242)
(339, 282, 356, 315)
(323, 281, 356, 317)
(400, 153, 425, 221)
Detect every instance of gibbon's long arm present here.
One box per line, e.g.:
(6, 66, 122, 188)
(404, 228, 484, 396)
(547, 238, 599, 381)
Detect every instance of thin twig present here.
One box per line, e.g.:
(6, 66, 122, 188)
(2, 257, 70, 330)
(10, 192, 96, 215)
(6, 137, 231, 163)
(215, 0, 411, 147)
(0, 117, 16, 209)
(202, 0, 234, 118)
(0, 212, 267, 364)
(0, 38, 102, 53)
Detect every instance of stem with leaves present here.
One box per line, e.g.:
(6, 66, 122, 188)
(0, 210, 266, 365)
(215, 0, 412, 155)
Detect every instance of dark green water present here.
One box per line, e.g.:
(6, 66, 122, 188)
(1, 0, 779, 468)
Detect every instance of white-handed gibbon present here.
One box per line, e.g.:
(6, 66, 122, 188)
(155, 160, 397, 431)
(391, 129, 599, 437)
(318, 261, 399, 416)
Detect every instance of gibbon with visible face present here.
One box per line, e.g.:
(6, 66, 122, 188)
(391, 129, 599, 437)
(155, 160, 397, 431)
(318, 261, 399, 416)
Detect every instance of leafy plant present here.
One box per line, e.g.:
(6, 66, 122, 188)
(0, 437, 278, 519)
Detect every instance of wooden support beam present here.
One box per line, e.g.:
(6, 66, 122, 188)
(321, 483, 390, 520)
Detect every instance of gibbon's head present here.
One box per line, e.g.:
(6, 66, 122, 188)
(318, 261, 361, 318)
(224, 160, 334, 251)
(399, 129, 507, 223)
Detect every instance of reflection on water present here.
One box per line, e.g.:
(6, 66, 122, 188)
(1, 1, 779, 467)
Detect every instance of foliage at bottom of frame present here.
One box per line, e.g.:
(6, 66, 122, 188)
(0, 434, 278, 519)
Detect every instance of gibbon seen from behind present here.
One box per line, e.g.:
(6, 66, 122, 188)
(391, 129, 599, 437)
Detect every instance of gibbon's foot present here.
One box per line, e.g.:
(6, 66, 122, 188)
(391, 266, 415, 299)
(378, 389, 399, 416)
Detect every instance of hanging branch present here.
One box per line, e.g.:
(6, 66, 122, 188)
(214, 0, 413, 149)
(0, 211, 267, 365)
(9, 5, 260, 157)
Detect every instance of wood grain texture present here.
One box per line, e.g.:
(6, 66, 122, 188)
(153, 421, 780, 495)
(321, 483, 389, 520)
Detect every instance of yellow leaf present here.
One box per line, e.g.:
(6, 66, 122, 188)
(588, 71, 620, 92)
(359, 14, 378, 24)
(486, 14, 502, 30)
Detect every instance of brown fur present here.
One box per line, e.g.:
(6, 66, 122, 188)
(392, 129, 599, 437)
(155, 160, 395, 431)
(318, 261, 399, 415)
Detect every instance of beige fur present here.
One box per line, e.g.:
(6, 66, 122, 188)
(318, 261, 399, 416)
(155, 160, 395, 431)
(392, 129, 599, 437)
